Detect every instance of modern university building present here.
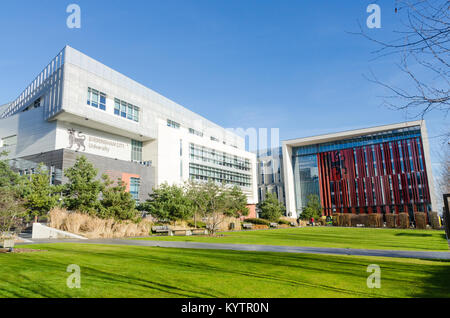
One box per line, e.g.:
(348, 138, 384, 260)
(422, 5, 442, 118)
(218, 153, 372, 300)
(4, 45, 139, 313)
(0, 46, 258, 210)
(281, 121, 437, 219)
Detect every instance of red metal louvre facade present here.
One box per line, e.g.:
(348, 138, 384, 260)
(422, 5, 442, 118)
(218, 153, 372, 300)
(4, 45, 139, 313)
(317, 137, 431, 216)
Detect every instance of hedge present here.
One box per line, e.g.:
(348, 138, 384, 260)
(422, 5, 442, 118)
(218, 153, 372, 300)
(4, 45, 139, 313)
(385, 213, 397, 228)
(245, 218, 271, 226)
(414, 212, 427, 229)
(398, 213, 410, 229)
(429, 211, 440, 230)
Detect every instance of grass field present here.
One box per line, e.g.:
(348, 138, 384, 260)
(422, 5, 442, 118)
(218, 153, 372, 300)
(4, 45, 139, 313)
(133, 227, 449, 251)
(1, 243, 449, 298)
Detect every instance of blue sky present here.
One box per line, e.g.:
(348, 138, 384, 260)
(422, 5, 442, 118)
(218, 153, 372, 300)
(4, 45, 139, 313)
(0, 1, 447, 168)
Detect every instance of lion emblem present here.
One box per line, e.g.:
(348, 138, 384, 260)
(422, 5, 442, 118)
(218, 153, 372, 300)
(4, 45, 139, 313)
(68, 129, 86, 151)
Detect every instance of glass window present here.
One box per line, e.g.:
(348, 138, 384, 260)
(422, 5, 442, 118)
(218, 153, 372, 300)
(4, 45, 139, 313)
(121, 101, 127, 118)
(114, 99, 120, 116)
(99, 93, 106, 110)
(91, 90, 99, 108)
(127, 104, 133, 120)
(167, 119, 180, 129)
(130, 177, 140, 202)
(87, 88, 106, 111)
(131, 139, 143, 162)
(133, 106, 139, 122)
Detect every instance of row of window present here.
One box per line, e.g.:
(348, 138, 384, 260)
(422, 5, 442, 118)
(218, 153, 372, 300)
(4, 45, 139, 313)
(190, 143, 251, 171)
(189, 163, 251, 188)
(189, 128, 203, 137)
(114, 98, 139, 122)
(167, 119, 180, 129)
(87, 88, 106, 110)
(293, 127, 422, 156)
(87, 87, 140, 122)
(166, 120, 238, 148)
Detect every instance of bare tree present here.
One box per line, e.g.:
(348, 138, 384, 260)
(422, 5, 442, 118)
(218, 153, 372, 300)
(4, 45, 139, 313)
(357, 0, 449, 120)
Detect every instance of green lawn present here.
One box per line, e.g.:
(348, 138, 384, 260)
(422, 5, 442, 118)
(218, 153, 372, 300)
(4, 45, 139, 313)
(134, 227, 449, 251)
(1, 243, 449, 298)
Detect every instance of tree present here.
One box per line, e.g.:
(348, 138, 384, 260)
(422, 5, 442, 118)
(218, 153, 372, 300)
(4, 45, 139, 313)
(99, 175, 140, 221)
(0, 187, 27, 236)
(300, 194, 322, 220)
(258, 192, 285, 222)
(141, 183, 195, 222)
(0, 151, 22, 188)
(188, 180, 249, 235)
(63, 156, 103, 215)
(357, 0, 449, 119)
(224, 185, 249, 218)
(0, 150, 30, 197)
(24, 163, 62, 220)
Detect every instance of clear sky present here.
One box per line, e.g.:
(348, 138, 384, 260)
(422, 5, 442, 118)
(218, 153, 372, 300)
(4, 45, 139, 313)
(0, 1, 447, 169)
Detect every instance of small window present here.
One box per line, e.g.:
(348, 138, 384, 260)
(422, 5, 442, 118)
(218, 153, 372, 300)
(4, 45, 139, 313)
(87, 88, 106, 111)
(167, 119, 180, 129)
(114, 99, 120, 116)
(99, 93, 106, 110)
(121, 101, 127, 118)
(133, 106, 139, 122)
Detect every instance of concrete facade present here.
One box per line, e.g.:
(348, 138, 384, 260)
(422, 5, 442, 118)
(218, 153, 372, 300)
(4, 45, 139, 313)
(0, 46, 258, 204)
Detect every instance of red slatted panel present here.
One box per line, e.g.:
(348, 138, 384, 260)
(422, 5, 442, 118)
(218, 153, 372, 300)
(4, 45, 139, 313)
(349, 178, 357, 207)
(357, 178, 365, 207)
(324, 153, 333, 212)
(392, 175, 401, 205)
(373, 177, 383, 207)
(383, 142, 393, 175)
(317, 153, 325, 215)
(411, 172, 420, 202)
(314, 137, 431, 216)
(365, 177, 374, 206)
(382, 175, 392, 205)
(402, 140, 411, 173)
(392, 141, 402, 174)
(356, 148, 366, 178)
(400, 174, 410, 204)
(334, 181, 341, 210)
(366, 146, 375, 177)
(374, 144, 384, 176)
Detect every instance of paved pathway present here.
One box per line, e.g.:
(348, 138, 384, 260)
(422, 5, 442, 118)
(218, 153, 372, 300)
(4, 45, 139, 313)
(17, 237, 450, 260)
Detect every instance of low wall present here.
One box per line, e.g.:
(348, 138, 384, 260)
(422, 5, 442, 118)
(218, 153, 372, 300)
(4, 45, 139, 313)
(32, 223, 87, 240)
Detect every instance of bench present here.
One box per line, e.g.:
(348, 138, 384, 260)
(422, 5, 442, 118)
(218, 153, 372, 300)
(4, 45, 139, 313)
(151, 226, 171, 235)
(242, 223, 253, 230)
(172, 229, 192, 236)
(191, 229, 208, 235)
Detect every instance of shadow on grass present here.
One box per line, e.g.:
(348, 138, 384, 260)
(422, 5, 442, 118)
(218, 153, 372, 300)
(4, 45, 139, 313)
(412, 260, 450, 298)
(395, 233, 433, 237)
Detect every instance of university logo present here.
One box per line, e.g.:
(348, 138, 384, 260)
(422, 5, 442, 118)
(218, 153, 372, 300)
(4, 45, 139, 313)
(68, 129, 86, 151)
